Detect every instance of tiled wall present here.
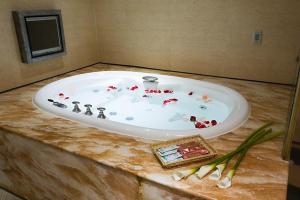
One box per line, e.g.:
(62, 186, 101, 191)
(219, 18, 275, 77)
(93, 0, 300, 84)
(0, 0, 98, 92)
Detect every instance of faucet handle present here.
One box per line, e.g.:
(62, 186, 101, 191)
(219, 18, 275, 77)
(97, 107, 105, 111)
(84, 104, 93, 116)
(72, 101, 81, 113)
(97, 107, 106, 119)
(142, 76, 158, 82)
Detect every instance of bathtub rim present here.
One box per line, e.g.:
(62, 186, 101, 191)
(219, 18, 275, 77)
(32, 70, 250, 140)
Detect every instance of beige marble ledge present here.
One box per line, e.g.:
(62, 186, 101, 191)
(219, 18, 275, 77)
(0, 63, 293, 199)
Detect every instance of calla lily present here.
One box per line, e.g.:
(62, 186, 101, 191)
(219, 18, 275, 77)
(195, 164, 216, 179)
(218, 148, 247, 189)
(168, 123, 284, 190)
(172, 168, 198, 181)
(217, 169, 234, 189)
(209, 163, 226, 181)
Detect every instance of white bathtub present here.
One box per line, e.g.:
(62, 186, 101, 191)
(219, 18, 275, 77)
(33, 71, 249, 140)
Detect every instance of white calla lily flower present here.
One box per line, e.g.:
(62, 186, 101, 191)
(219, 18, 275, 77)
(195, 164, 216, 179)
(209, 163, 226, 181)
(172, 168, 198, 181)
(217, 169, 234, 189)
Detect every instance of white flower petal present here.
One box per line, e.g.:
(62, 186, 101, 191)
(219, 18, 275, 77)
(209, 163, 226, 181)
(209, 169, 221, 181)
(217, 170, 235, 189)
(172, 168, 197, 181)
(217, 176, 232, 189)
(196, 164, 215, 179)
(172, 172, 184, 181)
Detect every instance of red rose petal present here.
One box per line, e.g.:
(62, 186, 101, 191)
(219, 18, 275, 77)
(211, 120, 217, 126)
(195, 122, 206, 129)
(190, 116, 196, 122)
(195, 122, 202, 128)
(108, 86, 117, 90)
(164, 89, 173, 93)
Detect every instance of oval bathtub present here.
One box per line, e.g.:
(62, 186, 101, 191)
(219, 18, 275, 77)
(33, 71, 249, 140)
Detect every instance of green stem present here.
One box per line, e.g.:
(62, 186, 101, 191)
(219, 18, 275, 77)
(233, 148, 248, 171)
(255, 131, 284, 145)
(183, 126, 284, 180)
(229, 131, 284, 177)
(207, 128, 272, 165)
(227, 147, 248, 180)
(214, 127, 267, 165)
(233, 128, 272, 151)
(237, 122, 273, 149)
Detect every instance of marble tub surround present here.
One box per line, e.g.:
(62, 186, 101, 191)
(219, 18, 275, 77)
(0, 64, 293, 199)
(0, 130, 140, 200)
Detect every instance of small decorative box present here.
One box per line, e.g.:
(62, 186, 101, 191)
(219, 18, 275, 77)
(151, 135, 217, 168)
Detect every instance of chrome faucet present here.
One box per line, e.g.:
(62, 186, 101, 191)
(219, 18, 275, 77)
(142, 76, 159, 90)
(84, 104, 93, 116)
(48, 99, 67, 108)
(53, 101, 67, 109)
(72, 101, 81, 113)
(97, 107, 106, 119)
(142, 76, 158, 83)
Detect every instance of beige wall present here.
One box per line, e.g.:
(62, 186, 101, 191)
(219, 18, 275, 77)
(1, 0, 300, 92)
(0, 0, 98, 92)
(94, 0, 300, 84)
